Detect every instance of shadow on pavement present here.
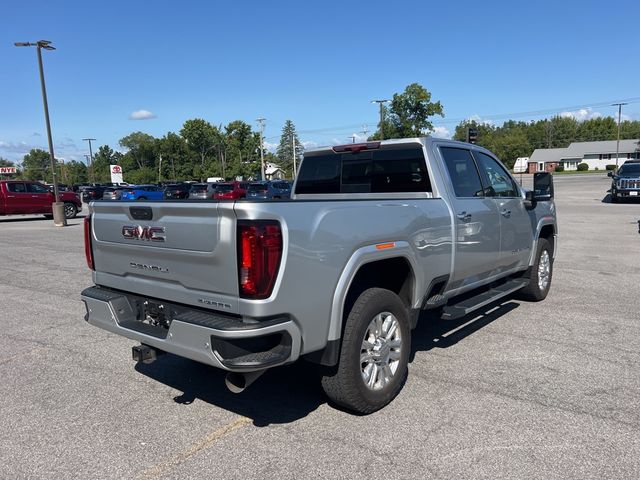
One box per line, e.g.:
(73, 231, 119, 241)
(135, 300, 521, 425)
(411, 301, 519, 359)
(0, 216, 49, 223)
(135, 354, 326, 427)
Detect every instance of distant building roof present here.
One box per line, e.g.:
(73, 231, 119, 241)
(564, 140, 640, 157)
(265, 162, 282, 175)
(530, 139, 640, 163)
(529, 148, 568, 163)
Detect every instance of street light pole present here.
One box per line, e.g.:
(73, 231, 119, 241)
(15, 40, 65, 226)
(257, 117, 266, 181)
(371, 99, 390, 140)
(82, 138, 96, 181)
(612, 102, 627, 170)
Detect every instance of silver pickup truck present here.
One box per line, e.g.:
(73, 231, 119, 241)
(81, 137, 557, 413)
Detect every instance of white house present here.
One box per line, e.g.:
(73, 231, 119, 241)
(265, 162, 285, 180)
(529, 139, 640, 172)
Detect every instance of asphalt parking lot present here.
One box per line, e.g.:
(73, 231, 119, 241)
(1, 174, 639, 479)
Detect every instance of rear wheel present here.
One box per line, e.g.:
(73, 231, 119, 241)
(321, 288, 410, 414)
(517, 238, 553, 301)
(137, 196, 147, 201)
(63, 202, 78, 219)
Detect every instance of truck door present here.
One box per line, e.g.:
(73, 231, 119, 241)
(27, 182, 54, 213)
(472, 151, 533, 273)
(440, 147, 501, 290)
(3, 182, 31, 214)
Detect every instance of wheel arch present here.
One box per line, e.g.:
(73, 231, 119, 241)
(327, 242, 421, 344)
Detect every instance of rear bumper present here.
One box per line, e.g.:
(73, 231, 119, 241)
(81, 286, 301, 372)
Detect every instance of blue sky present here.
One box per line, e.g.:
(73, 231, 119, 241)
(2, 0, 639, 163)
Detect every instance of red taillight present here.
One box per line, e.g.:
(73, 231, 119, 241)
(237, 221, 282, 299)
(84, 216, 94, 270)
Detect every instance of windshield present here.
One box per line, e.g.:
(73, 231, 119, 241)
(216, 184, 234, 192)
(191, 184, 208, 192)
(248, 183, 268, 192)
(272, 182, 290, 190)
(618, 164, 640, 176)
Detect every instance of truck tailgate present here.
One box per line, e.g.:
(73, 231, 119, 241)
(90, 201, 240, 313)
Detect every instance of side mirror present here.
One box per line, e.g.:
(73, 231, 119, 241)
(533, 172, 554, 201)
(607, 171, 614, 178)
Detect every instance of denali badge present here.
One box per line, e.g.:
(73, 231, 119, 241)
(130, 262, 169, 273)
(122, 225, 166, 242)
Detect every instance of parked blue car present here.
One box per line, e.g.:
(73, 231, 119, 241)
(246, 181, 292, 200)
(120, 185, 165, 201)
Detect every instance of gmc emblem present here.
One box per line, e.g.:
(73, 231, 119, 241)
(122, 225, 166, 242)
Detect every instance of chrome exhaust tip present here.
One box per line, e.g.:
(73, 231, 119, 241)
(225, 370, 265, 393)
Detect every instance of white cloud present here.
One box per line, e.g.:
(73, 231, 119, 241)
(559, 108, 602, 122)
(301, 140, 319, 150)
(431, 126, 452, 139)
(467, 115, 494, 126)
(263, 141, 278, 153)
(129, 109, 157, 120)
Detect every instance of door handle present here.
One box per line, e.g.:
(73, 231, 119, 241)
(456, 211, 472, 222)
(501, 209, 511, 218)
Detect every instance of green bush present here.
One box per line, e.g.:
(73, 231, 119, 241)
(555, 165, 564, 172)
(606, 164, 616, 170)
(577, 163, 589, 171)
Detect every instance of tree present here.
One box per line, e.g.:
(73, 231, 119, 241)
(119, 132, 157, 170)
(180, 119, 220, 180)
(157, 132, 190, 182)
(224, 120, 260, 179)
(91, 145, 122, 183)
(61, 160, 88, 184)
(22, 149, 51, 181)
(370, 83, 444, 139)
(276, 120, 304, 177)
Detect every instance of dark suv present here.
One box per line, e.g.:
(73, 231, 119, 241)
(609, 162, 640, 202)
(82, 185, 106, 202)
(163, 183, 192, 199)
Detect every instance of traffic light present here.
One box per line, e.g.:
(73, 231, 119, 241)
(467, 127, 478, 144)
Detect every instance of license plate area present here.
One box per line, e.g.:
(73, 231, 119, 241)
(630, 191, 638, 196)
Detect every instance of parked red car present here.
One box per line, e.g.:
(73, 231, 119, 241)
(213, 181, 249, 200)
(0, 180, 82, 219)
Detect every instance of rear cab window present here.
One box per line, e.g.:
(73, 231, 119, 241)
(295, 144, 431, 195)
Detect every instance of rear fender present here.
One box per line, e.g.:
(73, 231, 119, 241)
(327, 241, 421, 342)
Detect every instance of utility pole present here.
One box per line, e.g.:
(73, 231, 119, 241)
(371, 99, 390, 140)
(15, 40, 66, 226)
(361, 124, 369, 139)
(158, 154, 163, 184)
(257, 117, 266, 181)
(349, 134, 357, 144)
(82, 138, 96, 181)
(612, 102, 627, 170)
(291, 133, 297, 179)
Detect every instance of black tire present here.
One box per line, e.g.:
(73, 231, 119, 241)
(63, 202, 78, 219)
(321, 288, 411, 414)
(517, 238, 553, 301)
(611, 193, 618, 203)
(137, 196, 147, 201)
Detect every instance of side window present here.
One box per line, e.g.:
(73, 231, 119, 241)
(8, 183, 27, 193)
(27, 183, 50, 193)
(440, 147, 484, 198)
(474, 151, 518, 197)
